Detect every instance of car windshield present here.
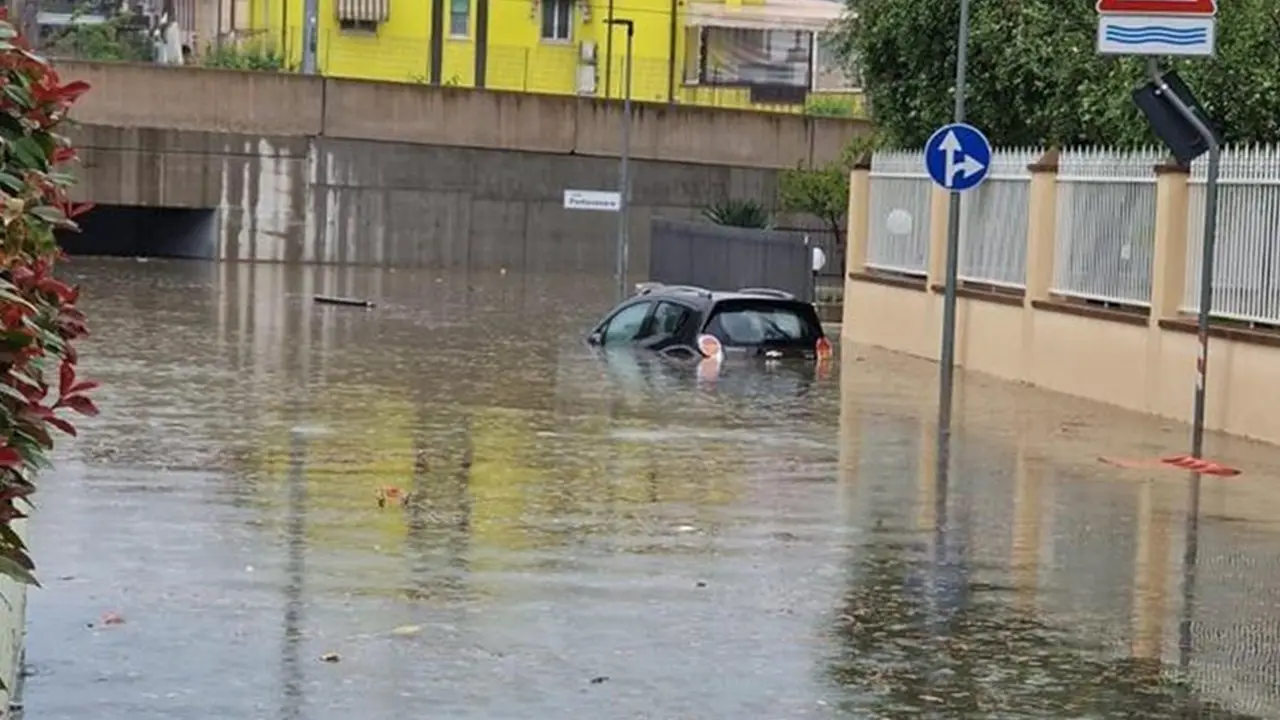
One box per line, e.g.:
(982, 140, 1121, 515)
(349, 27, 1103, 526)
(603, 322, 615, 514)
(702, 300, 821, 347)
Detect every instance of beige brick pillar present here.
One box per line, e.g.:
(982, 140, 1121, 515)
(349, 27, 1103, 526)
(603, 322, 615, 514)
(845, 157, 873, 278)
(1149, 160, 1192, 323)
(1023, 149, 1060, 306)
(842, 157, 873, 331)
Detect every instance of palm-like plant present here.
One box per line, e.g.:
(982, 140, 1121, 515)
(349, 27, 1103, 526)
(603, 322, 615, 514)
(702, 199, 773, 229)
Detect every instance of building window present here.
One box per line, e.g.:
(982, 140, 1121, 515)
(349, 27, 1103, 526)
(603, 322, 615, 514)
(450, 0, 469, 36)
(337, 0, 389, 27)
(540, 0, 572, 41)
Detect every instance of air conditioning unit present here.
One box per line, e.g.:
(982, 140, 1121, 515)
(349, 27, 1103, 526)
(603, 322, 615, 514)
(576, 65, 598, 95)
(579, 40, 597, 64)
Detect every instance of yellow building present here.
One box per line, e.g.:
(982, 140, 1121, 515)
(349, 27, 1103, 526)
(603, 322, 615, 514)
(240, 0, 863, 114)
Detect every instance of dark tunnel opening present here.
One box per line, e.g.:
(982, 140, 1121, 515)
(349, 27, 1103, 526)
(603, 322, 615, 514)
(58, 205, 217, 260)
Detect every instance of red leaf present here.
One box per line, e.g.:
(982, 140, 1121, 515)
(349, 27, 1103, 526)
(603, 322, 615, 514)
(55, 80, 90, 103)
(64, 201, 93, 219)
(59, 359, 74, 396)
(60, 394, 98, 417)
(46, 416, 76, 437)
(67, 379, 98, 395)
(0, 448, 21, 470)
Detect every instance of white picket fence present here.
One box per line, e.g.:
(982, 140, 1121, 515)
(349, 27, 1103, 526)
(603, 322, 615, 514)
(1183, 144, 1280, 325)
(959, 147, 1040, 288)
(1051, 147, 1164, 307)
(867, 150, 932, 276)
(865, 143, 1280, 326)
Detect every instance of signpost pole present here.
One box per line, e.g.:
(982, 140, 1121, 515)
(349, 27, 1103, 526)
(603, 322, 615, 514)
(608, 19, 635, 302)
(935, 0, 972, 483)
(1144, 59, 1220, 459)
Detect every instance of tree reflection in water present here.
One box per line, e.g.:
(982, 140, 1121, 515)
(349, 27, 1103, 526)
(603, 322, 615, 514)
(822, 522, 1259, 720)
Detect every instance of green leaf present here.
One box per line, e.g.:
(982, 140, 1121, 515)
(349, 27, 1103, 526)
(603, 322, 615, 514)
(0, 553, 39, 587)
(0, 525, 27, 554)
(0, 384, 27, 404)
(29, 205, 68, 226)
(0, 171, 21, 194)
(9, 136, 46, 171)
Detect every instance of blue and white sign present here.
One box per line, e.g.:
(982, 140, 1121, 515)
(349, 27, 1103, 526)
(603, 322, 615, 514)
(924, 123, 992, 193)
(1096, 0, 1217, 58)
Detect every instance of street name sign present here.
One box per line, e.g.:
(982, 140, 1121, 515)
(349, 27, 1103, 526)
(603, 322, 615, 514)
(563, 189, 622, 212)
(924, 123, 992, 193)
(1096, 0, 1217, 57)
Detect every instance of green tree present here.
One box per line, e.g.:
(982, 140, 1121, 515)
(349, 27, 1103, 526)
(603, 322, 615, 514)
(830, 0, 1280, 147)
(42, 5, 152, 62)
(778, 134, 881, 247)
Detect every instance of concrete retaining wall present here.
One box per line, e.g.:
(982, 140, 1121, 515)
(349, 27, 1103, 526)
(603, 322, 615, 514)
(68, 125, 800, 270)
(58, 62, 868, 170)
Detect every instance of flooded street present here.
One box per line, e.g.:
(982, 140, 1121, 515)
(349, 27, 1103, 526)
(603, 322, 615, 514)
(21, 259, 1280, 719)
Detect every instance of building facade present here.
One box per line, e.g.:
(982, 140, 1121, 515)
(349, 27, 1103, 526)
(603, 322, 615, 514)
(236, 0, 862, 114)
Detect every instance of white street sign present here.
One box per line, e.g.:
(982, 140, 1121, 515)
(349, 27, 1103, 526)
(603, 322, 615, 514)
(563, 189, 621, 212)
(1096, 0, 1217, 57)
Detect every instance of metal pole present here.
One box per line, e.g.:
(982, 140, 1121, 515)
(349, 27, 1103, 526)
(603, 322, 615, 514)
(604, 0, 615, 99)
(300, 0, 319, 73)
(1144, 59, 1220, 460)
(610, 19, 634, 302)
(935, 0, 970, 482)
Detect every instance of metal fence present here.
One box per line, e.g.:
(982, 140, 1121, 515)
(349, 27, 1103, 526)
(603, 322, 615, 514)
(867, 150, 932, 277)
(958, 147, 1040, 288)
(1051, 147, 1164, 307)
(1182, 144, 1280, 325)
(648, 218, 814, 300)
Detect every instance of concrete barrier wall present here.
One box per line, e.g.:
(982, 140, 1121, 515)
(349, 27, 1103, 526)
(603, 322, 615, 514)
(56, 62, 868, 169)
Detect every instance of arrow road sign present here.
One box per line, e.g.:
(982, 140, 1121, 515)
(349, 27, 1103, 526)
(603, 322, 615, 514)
(924, 123, 992, 192)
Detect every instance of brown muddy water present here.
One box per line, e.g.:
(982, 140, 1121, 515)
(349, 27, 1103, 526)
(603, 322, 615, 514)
(20, 259, 1280, 719)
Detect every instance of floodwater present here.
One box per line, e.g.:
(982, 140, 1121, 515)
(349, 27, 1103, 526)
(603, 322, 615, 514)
(20, 259, 1280, 719)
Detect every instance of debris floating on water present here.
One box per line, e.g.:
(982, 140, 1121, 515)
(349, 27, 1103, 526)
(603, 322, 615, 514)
(313, 295, 375, 309)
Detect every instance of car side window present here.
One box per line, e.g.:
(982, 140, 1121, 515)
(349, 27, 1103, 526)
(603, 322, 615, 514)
(600, 302, 652, 344)
(650, 301, 692, 339)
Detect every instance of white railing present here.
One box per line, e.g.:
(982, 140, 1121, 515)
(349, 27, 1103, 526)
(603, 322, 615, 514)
(1051, 147, 1164, 306)
(867, 150, 931, 276)
(1183, 144, 1280, 325)
(958, 147, 1040, 288)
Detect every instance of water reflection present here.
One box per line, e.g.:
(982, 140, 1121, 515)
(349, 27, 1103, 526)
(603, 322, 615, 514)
(831, 358, 1280, 719)
(20, 259, 1280, 719)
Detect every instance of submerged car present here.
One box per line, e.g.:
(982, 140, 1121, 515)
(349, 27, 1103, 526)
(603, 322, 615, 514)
(585, 283, 833, 364)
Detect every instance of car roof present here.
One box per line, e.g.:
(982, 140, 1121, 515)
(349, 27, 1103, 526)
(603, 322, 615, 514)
(631, 283, 804, 307)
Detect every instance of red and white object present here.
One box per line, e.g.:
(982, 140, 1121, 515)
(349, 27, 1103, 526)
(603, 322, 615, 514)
(1096, 0, 1217, 57)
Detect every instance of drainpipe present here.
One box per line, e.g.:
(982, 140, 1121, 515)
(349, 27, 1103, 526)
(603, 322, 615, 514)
(665, 0, 677, 103)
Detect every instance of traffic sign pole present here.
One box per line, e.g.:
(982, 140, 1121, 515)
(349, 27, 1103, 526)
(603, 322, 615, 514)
(1145, 58, 1220, 460)
(936, 0, 972, 485)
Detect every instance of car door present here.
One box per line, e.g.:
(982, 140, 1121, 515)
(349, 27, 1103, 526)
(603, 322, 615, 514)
(637, 300, 697, 355)
(591, 300, 655, 347)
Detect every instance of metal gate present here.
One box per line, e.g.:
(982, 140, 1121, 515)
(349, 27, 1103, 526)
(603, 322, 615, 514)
(648, 218, 815, 300)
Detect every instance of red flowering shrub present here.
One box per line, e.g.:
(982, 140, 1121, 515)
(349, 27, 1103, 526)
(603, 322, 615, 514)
(0, 17, 97, 587)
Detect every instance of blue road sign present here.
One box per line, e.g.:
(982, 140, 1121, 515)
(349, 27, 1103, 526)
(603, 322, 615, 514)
(924, 123, 993, 192)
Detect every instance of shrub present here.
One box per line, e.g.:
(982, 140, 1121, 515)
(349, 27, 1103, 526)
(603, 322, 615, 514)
(200, 40, 286, 71)
(0, 15, 99, 593)
(702, 198, 773, 229)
